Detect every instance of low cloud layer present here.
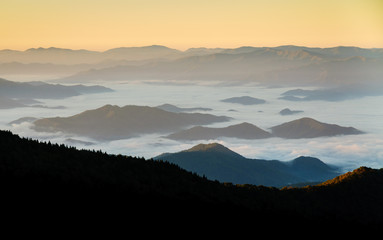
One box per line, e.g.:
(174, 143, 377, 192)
(2, 81, 383, 174)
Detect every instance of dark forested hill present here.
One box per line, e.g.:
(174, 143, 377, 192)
(0, 130, 382, 229)
(154, 143, 340, 187)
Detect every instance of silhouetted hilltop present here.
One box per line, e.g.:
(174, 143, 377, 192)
(184, 142, 234, 153)
(154, 143, 340, 187)
(33, 104, 231, 140)
(1, 130, 382, 227)
(270, 117, 363, 138)
(319, 166, 382, 186)
(182, 143, 246, 159)
(166, 122, 272, 140)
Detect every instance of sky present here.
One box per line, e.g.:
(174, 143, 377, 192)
(1, 0, 383, 51)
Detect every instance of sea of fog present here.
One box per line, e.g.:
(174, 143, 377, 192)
(1, 80, 383, 173)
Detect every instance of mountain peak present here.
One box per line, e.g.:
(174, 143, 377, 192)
(232, 122, 257, 128)
(295, 117, 321, 124)
(185, 143, 226, 152)
(183, 143, 238, 156)
(270, 117, 363, 138)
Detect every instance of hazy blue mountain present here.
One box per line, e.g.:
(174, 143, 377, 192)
(0, 78, 113, 100)
(33, 105, 231, 140)
(270, 117, 364, 139)
(166, 122, 272, 140)
(58, 47, 327, 83)
(2, 45, 382, 99)
(156, 103, 212, 113)
(154, 143, 340, 187)
(49, 46, 383, 100)
(221, 96, 266, 105)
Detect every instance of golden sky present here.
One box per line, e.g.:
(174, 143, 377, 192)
(1, 0, 382, 50)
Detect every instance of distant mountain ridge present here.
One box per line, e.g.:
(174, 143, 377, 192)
(154, 143, 340, 187)
(2, 45, 382, 96)
(0, 45, 182, 64)
(49, 45, 383, 92)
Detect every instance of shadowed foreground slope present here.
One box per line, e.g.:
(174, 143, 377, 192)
(0, 130, 382, 228)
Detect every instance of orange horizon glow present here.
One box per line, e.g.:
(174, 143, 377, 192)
(1, 0, 383, 51)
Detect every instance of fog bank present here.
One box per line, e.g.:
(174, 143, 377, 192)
(2, 81, 382, 173)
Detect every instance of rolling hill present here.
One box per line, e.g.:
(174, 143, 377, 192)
(154, 143, 340, 187)
(32, 104, 231, 140)
(165, 117, 363, 141)
(270, 117, 364, 138)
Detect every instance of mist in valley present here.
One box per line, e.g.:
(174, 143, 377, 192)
(1, 45, 383, 176)
(1, 69, 383, 174)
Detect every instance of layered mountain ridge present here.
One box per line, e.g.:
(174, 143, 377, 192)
(32, 104, 231, 140)
(165, 117, 363, 141)
(2, 45, 382, 95)
(154, 142, 340, 187)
